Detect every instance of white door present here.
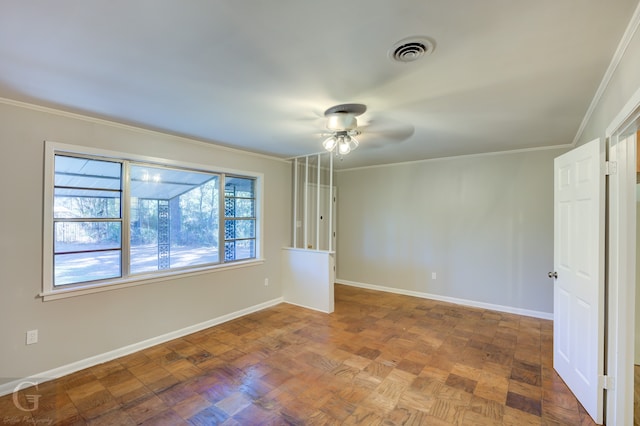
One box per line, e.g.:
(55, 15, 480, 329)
(553, 138, 605, 423)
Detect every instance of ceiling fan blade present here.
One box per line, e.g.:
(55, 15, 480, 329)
(358, 117, 415, 147)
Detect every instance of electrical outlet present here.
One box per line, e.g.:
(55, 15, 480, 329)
(264, 278, 269, 287)
(26, 329, 38, 345)
(431, 272, 437, 280)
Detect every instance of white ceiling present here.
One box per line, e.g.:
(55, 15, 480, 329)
(1, 1, 638, 169)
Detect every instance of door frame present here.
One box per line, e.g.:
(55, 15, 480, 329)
(605, 85, 640, 425)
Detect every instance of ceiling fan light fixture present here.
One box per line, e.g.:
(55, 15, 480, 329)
(338, 141, 351, 155)
(324, 132, 359, 156)
(323, 136, 337, 152)
(321, 104, 366, 156)
(347, 136, 359, 154)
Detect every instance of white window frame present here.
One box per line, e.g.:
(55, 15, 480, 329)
(42, 141, 264, 301)
(223, 175, 258, 262)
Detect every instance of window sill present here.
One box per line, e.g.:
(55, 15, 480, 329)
(40, 258, 265, 301)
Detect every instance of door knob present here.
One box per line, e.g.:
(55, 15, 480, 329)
(548, 271, 558, 279)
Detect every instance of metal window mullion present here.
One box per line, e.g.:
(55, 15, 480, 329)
(316, 154, 321, 250)
(54, 172, 120, 183)
(53, 218, 122, 223)
(56, 247, 122, 256)
(329, 153, 333, 252)
(304, 156, 309, 249)
(54, 185, 121, 193)
(226, 195, 254, 200)
(293, 158, 298, 248)
(219, 174, 226, 263)
(121, 161, 130, 277)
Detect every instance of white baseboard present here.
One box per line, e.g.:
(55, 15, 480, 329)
(282, 299, 332, 314)
(335, 279, 553, 320)
(0, 297, 283, 398)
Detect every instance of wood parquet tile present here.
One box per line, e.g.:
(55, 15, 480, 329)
(0, 284, 597, 425)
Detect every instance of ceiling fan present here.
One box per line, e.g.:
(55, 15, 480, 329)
(321, 103, 367, 156)
(318, 103, 415, 157)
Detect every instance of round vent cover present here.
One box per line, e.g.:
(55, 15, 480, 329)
(389, 37, 435, 63)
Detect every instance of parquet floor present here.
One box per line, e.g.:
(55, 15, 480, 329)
(0, 285, 596, 425)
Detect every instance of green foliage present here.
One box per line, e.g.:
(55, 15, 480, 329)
(172, 180, 219, 247)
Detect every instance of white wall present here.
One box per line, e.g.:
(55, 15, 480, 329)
(335, 148, 559, 315)
(0, 101, 291, 386)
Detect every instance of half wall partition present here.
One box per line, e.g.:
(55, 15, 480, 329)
(282, 153, 336, 313)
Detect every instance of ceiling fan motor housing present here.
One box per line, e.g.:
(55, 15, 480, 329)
(326, 113, 358, 131)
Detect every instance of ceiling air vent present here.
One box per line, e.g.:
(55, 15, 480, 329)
(389, 37, 435, 63)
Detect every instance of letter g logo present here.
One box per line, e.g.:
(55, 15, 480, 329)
(12, 381, 41, 412)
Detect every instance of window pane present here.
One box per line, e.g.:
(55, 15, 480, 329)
(54, 222, 121, 253)
(54, 188, 120, 218)
(224, 176, 256, 261)
(224, 198, 254, 218)
(130, 243, 220, 274)
(55, 155, 121, 190)
(225, 219, 255, 239)
(129, 166, 220, 274)
(225, 177, 254, 198)
(55, 251, 121, 286)
(52, 154, 123, 286)
(225, 240, 255, 261)
(130, 164, 217, 199)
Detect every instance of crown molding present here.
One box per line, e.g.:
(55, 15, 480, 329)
(0, 97, 290, 164)
(336, 143, 572, 173)
(572, 1, 640, 146)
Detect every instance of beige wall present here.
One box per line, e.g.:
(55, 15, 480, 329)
(0, 101, 291, 384)
(335, 148, 559, 314)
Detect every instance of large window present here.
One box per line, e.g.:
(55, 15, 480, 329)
(43, 143, 261, 297)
